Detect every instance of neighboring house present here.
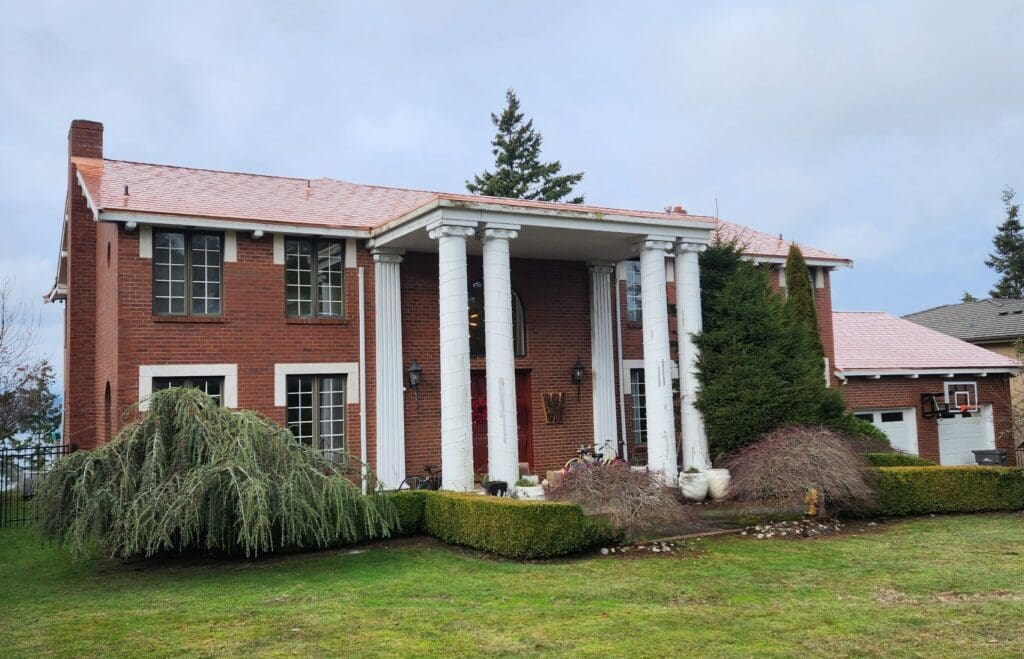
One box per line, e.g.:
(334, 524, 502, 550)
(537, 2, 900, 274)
(905, 298, 1024, 401)
(48, 120, 855, 491)
(833, 311, 1019, 465)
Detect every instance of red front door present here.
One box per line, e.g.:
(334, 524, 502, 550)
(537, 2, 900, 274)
(471, 370, 534, 477)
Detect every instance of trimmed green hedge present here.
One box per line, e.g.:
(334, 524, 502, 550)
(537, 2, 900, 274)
(422, 491, 615, 559)
(869, 466, 1024, 516)
(862, 453, 936, 467)
(387, 490, 427, 535)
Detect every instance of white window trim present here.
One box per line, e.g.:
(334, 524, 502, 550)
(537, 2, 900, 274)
(273, 233, 285, 265)
(139, 225, 153, 259)
(139, 364, 238, 411)
(345, 238, 357, 269)
(224, 231, 237, 263)
(274, 362, 359, 406)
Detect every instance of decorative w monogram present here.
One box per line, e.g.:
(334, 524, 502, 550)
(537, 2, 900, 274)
(542, 392, 566, 424)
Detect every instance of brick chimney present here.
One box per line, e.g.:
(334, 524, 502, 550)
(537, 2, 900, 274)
(68, 119, 103, 159)
(63, 120, 104, 450)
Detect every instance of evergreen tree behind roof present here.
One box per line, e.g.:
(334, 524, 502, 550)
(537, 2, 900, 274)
(466, 89, 584, 204)
(986, 187, 1024, 298)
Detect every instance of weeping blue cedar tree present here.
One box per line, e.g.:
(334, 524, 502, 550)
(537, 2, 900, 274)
(34, 387, 396, 559)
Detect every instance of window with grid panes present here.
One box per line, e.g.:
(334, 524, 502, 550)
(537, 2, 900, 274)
(286, 374, 346, 463)
(285, 238, 344, 317)
(630, 368, 647, 443)
(153, 230, 222, 315)
(151, 376, 224, 406)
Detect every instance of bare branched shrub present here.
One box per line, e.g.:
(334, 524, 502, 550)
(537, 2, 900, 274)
(725, 426, 876, 516)
(546, 462, 697, 541)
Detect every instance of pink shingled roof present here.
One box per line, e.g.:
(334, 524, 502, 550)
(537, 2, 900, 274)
(715, 219, 850, 264)
(833, 311, 1021, 372)
(74, 158, 718, 230)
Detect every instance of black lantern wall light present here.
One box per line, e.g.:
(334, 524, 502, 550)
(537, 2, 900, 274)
(571, 357, 585, 400)
(407, 360, 423, 407)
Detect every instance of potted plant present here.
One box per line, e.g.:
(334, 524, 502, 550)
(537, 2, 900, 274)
(678, 467, 709, 501)
(515, 477, 545, 500)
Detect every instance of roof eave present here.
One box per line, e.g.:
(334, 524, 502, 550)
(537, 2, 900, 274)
(835, 366, 1021, 379)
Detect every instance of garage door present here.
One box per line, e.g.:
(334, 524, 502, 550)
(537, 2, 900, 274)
(853, 408, 918, 455)
(937, 404, 996, 465)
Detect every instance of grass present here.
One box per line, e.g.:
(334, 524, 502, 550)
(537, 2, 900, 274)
(1, 514, 1022, 657)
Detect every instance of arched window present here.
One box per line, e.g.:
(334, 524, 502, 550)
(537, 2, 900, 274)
(103, 382, 112, 442)
(468, 281, 526, 357)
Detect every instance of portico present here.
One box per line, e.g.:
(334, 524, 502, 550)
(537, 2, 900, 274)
(369, 199, 713, 490)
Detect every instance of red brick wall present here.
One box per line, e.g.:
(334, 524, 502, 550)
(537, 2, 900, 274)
(400, 253, 594, 477)
(842, 375, 1017, 465)
(101, 232, 376, 467)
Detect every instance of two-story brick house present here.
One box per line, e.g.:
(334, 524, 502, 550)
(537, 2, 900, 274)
(50, 120, 1012, 490)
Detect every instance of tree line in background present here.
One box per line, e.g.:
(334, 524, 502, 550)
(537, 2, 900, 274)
(0, 278, 61, 456)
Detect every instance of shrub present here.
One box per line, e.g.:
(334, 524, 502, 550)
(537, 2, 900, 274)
(34, 388, 395, 558)
(695, 257, 845, 458)
(825, 415, 892, 453)
(546, 462, 696, 541)
(866, 466, 1024, 516)
(422, 491, 614, 559)
(862, 453, 935, 467)
(725, 426, 876, 515)
(387, 490, 426, 535)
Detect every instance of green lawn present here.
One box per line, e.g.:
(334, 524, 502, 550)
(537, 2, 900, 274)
(1, 515, 1022, 657)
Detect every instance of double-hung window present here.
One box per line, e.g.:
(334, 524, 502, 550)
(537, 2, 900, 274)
(285, 238, 344, 317)
(151, 376, 225, 406)
(630, 368, 647, 444)
(286, 374, 346, 464)
(153, 230, 222, 315)
(626, 261, 642, 322)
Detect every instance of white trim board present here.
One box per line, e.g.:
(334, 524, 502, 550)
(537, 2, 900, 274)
(138, 364, 238, 411)
(99, 210, 371, 239)
(836, 367, 1019, 379)
(273, 362, 360, 406)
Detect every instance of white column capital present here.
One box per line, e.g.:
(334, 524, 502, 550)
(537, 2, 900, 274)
(587, 261, 616, 275)
(427, 221, 477, 241)
(633, 236, 675, 254)
(371, 247, 405, 264)
(675, 242, 707, 255)
(480, 223, 520, 242)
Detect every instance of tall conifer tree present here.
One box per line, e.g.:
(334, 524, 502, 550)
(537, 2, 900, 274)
(987, 187, 1024, 298)
(784, 244, 824, 357)
(466, 89, 584, 204)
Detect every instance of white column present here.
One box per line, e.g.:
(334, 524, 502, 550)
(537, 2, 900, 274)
(637, 237, 677, 482)
(428, 222, 477, 491)
(589, 262, 618, 457)
(481, 224, 520, 487)
(372, 247, 406, 489)
(675, 242, 711, 470)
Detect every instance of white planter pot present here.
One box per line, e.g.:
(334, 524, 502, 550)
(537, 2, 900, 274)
(516, 485, 545, 500)
(706, 468, 731, 500)
(678, 472, 709, 501)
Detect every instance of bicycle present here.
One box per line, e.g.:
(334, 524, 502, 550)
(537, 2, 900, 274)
(400, 464, 441, 490)
(562, 445, 618, 473)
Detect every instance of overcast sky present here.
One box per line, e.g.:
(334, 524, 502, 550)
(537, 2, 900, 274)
(3, 1, 1023, 375)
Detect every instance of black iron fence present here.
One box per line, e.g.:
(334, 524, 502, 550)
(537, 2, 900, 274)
(0, 443, 75, 527)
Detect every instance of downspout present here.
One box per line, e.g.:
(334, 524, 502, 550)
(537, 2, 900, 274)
(358, 266, 368, 495)
(614, 263, 629, 463)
